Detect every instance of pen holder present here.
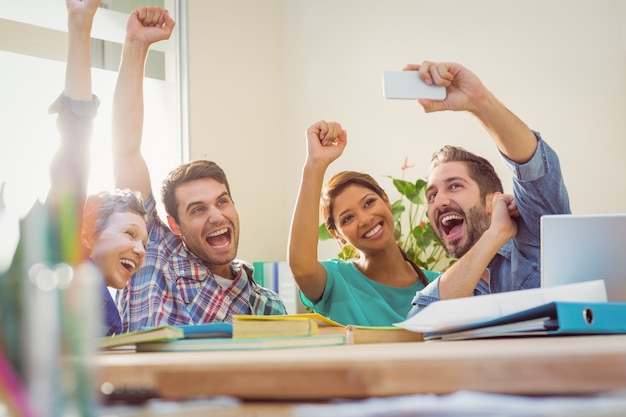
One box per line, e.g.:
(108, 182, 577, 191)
(22, 262, 100, 417)
(0, 201, 101, 417)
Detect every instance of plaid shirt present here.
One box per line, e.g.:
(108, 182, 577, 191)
(117, 194, 286, 332)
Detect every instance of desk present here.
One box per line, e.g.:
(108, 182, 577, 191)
(95, 334, 626, 401)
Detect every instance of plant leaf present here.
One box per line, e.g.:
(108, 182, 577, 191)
(406, 179, 427, 205)
(338, 245, 359, 260)
(387, 176, 416, 197)
(318, 223, 333, 241)
(394, 219, 402, 241)
(390, 200, 405, 222)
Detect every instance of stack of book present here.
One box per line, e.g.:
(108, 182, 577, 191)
(231, 313, 423, 344)
(99, 311, 425, 352)
(99, 320, 347, 352)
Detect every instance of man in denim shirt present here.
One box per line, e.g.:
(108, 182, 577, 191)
(406, 61, 570, 317)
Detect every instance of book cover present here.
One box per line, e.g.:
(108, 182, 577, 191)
(252, 261, 299, 314)
(233, 316, 318, 339)
(232, 312, 345, 338)
(99, 325, 184, 350)
(345, 325, 424, 344)
(232, 312, 343, 325)
(135, 333, 346, 352)
(177, 322, 233, 339)
(233, 313, 423, 344)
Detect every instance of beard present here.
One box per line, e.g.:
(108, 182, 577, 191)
(179, 221, 240, 269)
(436, 204, 491, 259)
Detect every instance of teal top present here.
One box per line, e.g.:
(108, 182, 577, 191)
(299, 259, 441, 326)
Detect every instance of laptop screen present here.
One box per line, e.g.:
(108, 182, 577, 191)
(540, 213, 626, 302)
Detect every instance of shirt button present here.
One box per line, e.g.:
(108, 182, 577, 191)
(179, 269, 184, 275)
(225, 295, 231, 302)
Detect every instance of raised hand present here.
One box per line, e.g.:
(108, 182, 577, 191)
(66, 0, 100, 24)
(305, 120, 347, 167)
(403, 61, 488, 114)
(487, 193, 518, 242)
(126, 6, 176, 46)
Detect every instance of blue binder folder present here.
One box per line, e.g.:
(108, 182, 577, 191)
(426, 302, 626, 341)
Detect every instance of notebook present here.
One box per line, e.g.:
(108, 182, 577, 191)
(540, 213, 626, 302)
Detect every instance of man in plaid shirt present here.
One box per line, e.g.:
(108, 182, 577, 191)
(112, 6, 286, 332)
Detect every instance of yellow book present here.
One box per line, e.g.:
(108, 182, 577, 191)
(232, 313, 345, 339)
(344, 325, 424, 344)
(233, 316, 319, 338)
(233, 313, 423, 344)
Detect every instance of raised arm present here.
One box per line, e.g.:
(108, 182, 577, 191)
(47, 0, 100, 262)
(112, 7, 175, 200)
(288, 121, 347, 302)
(405, 61, 537, 163)
(63, 0, 98, 101)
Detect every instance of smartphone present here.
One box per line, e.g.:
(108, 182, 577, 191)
(382, 71, 446, 100)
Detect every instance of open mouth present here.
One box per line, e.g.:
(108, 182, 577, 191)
(439, 213, 464, 237)
(206, 227, 231, 248)
(120, 258, 136, 273)
(363, 222, 383, 239)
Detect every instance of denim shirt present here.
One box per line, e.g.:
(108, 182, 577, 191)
(408, 133, 570, 317)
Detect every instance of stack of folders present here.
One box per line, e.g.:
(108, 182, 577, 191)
(423, 301, 626, 341)
(395, 280, 626, 341)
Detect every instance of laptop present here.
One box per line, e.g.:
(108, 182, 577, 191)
(540, 213, 626, 302)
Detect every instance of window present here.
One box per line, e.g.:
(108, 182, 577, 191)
(0, 0, 183, 220)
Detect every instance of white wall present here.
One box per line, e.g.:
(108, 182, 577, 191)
(186, 0, 286, 262)
(187, 0, 626, 262)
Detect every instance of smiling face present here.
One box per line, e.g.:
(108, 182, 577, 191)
(89, 211, 148, 289)
(426, 161, 491, 258)
(331, 184, 396, 255)
(167, 178, 240, 278)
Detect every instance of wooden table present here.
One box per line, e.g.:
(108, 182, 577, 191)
(95, 334, 626, 401)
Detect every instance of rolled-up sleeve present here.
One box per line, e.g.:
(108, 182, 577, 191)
(407, 277, 441, 318)
(499, 131, 546, 182)
(407, 269, 491, 318)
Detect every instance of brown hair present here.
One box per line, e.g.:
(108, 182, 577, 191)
(429, 145, 503, 200)
(161, 160, 231, 223)
(321, 171, 429, 286)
